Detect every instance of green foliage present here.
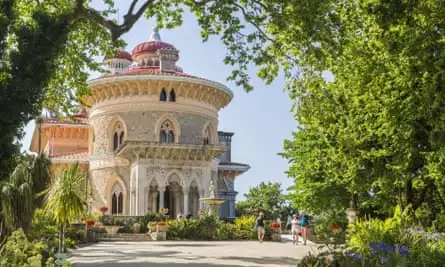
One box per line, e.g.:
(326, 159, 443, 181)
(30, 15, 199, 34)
(312, 209, 347, 244)
(0, 0, 151, 178)
(345, 207, 445, 267)
(166, 215, 274, 241)
(0, 228, 46, 267)
(45, 163, 86, 226)
(0, 154, 51, 234)
(236, 182, 289, 220)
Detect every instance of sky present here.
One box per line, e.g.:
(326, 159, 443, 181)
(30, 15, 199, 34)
(20, 1, 297, 200)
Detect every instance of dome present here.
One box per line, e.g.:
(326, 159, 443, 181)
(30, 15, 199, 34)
(131, 27, 177, 58)
(104, 50, 132, 61)
(131, 41, 176, 57)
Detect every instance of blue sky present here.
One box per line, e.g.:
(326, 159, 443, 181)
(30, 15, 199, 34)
(21, 1, 297, 200)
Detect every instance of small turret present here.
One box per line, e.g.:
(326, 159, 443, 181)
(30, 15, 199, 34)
(103, 48, 132, 74)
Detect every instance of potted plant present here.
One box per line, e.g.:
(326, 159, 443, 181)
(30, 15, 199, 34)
(269, 222, 281, 242)
(84, 219, 96, 226)
(99, 206, 108, 216)
(269, 222, 281, 232)
(133, 222, 141, 233)
(148, 222, 157, 233)
(157, 221, 167, 232)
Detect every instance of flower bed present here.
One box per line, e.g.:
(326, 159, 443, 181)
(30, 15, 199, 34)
(165, 215, 275, 241)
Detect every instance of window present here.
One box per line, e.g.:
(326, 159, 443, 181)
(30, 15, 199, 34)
(112, 122, 125, 151)
(169, 89, 176, 102)
(159, 120, 175, 144)
(203, 124, 211, 145)
(111, 184, 123, 215)
(160, 88, 167, 101)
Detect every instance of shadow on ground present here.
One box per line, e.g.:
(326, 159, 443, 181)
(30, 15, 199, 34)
(73, 263, 251, 267)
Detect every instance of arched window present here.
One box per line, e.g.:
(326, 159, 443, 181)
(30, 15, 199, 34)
(169, 89, 176, 102)
(111, 184, 123, 215)
(160, 88, 167, 101)
(203, 124, 212, 145)
(112, 122, 125, 151)
(159, 120, 175, 144)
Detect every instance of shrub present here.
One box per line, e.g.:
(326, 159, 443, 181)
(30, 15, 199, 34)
(0, 228, 47, 267)
(345, 206, 445, 266)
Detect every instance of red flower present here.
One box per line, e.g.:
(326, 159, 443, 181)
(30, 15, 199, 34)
(269, 222, 281, 229)
(84, 219, 96, 226)
(99, 206, 108, 213)
(329, 224, 342, 232)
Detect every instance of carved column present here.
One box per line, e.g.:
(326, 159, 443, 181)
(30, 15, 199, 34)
(183, 187, 190, 216)
(174, 190, 181, 217)
(159, 186, 165, 210)
(199, 189, 205, 210)
(151, 191, 158, 213)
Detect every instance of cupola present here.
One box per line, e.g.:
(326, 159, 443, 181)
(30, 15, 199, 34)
(130, 27, 179, 72)
(103, 48, 132, 74)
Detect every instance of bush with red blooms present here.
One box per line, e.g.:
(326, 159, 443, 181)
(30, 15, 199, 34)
(83, 219, 96, 226)
(329, 224, 343, 232)
(269, 222, 281, 229)
(99, 206, 108, 213)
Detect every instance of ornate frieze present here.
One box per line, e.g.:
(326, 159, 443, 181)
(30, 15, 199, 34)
(85, 76, 232, 111)
(89, 156, 130, 170)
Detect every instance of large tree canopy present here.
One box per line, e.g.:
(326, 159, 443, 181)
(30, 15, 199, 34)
(0, 0, 156, 177)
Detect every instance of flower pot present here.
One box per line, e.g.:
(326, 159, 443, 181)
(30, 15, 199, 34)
(103, 226, 122, 234)
(157, 225, 166, 232)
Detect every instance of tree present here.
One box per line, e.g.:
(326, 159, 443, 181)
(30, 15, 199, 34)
(45, 163, 86, 253)
(266, 1, 445, 221)
(0, 155, 51, 238)
(236, 182, 287, 220)
(0, 0, 156, 178)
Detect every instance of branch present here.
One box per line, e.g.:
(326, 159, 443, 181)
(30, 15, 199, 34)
(78, 0, 154, 41)
(128, 0, 140, 15)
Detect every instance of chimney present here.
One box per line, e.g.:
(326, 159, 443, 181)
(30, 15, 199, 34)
(158, 48, 179, 72)
(218, 131, 234, 162)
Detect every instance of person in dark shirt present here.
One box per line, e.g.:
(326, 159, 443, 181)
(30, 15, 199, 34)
(255, 212, 265, 243)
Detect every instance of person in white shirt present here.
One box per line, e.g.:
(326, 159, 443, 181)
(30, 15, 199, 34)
(291, 214, 301, 245)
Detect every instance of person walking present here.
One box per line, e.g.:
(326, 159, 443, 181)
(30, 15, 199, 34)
(286, 215, 292, 233)
(255, 212, 265, 243)
(291, 214, 301, 245)
(300, 211, 309, 245)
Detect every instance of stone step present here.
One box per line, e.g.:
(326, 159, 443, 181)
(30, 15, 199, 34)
(96, 233, 153, 242)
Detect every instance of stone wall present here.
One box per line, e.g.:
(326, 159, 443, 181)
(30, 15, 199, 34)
(89, 166, 130, 214)
(89, 111, 216, 156)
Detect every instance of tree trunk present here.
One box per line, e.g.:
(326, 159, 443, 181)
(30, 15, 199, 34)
(58, 224, 62, 253)
(62, 224, 65, 253)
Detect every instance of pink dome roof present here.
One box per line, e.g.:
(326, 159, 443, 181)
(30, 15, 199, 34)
(104, 50, 132, 61)
(131, 41, 176, 57)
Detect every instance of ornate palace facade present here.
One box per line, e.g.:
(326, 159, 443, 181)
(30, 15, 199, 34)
(29, 28, 249, 218)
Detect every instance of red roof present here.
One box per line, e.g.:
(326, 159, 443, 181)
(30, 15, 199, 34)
(100, 66, 211, 82)
(73, 107, 88, 119)
(49, 151, 89, 162)
(43, 118, 88, 125)
(104, 50, 132, 61)
(132, 41, 176, 57)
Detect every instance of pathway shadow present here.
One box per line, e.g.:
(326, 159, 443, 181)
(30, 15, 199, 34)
(73, 263, 250, 267)
(223, 256, 296, 266)
(156, 243, 222, 247)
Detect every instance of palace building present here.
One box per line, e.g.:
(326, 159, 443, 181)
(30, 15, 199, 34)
(29, 28, 249, 218)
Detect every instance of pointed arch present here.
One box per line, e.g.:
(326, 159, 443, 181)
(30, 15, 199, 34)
(107, 116, 127, 152)
(160, 88, 167, 101)
(202, 121, 217, 145)
(169, 89, 176, 102)
(105, 175, 128, 215)
(165, 170, 185, 187)
(154, 113, 181, 144)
